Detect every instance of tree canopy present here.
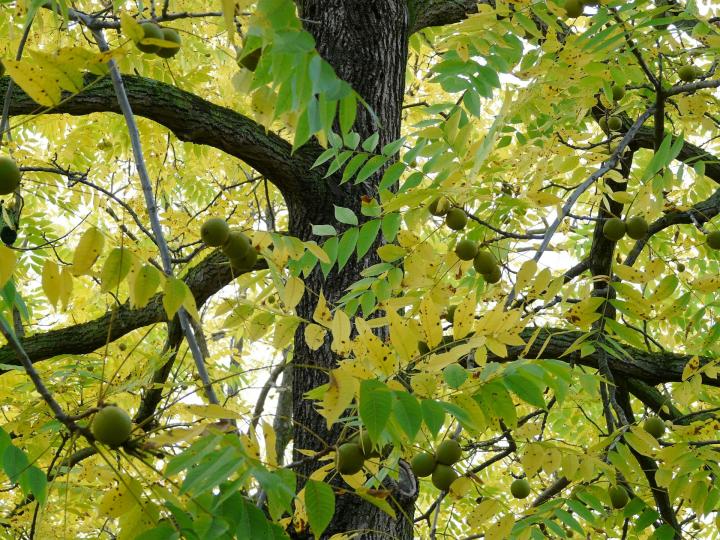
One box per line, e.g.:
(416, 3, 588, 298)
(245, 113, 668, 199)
(1, 0, 720, 539)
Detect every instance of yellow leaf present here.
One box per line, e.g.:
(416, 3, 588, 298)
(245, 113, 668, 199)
(120, 13, 145, 42)
(682, 355, 700, 381)
(388, 310, 416, 363)
(305, 241, 331, 264)
(274, 317, 301, 349)
(377, 244, 406, 262)
(419, 296, 443, 347)
(330, 309, 352, 355)
(467, 499, 501, 529)
(2, 59, 60, 107)
(318, 367, 358, 429)
(97, 478, 142, 519)
(162, 277, 186, 320)
(41, 260, 60, 308)
(526, 191, 563, 207)
(59, 266, 73, 310)
(305, 323, 327, 350)
(693, 275, 720, 293)
(485, 337, 507, 358)
(313, 291, 333, 327)
(181, 404, 243, 419)
(486, 514, 515, 540)
(453, 293, 476, 340)
(71, 227, 105, 276)
(522, 443, 547, 478)
(283, 276, 305, 310)
(516, 260, 537, 292)
(100, 248, 133, 293)
(613, 264, 646, 283)
(0, 245, 15, 288)
(262, 421, 278, 467)
(132, 264, 162, 308)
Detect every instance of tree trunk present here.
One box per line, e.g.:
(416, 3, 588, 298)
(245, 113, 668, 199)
(288, 2, 415, 538)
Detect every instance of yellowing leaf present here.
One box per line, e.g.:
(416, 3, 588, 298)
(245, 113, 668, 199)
(515, 260, 537, 292)
(526, 191, 563, 207)
(486, 514, 515, 540)
(388, 310, 416, 363)
(613, 264, 646, 283)
(693, 275, 720, 293)
(120, 13, 145, 42)
(41, 260, 60, 308)
(305, 241, 331, 264)
(453, 293, 476, 340)
(283, 276, 305, 310)
(0, 245, 15, 288)
(274, 317, 301, 349)
(318, 368, 358, 428)
(330, 309, 352, 355)
(98, 478, 142, 519)
(305, 323, 327, 350)
(682, 355, 700, 381)
(162, 277, 187, 320)
(377, 244, 406, 262)
(59, 266, 73, 310)
(419, 296, 443, 347)
(132, 264, 162, 308)
(100, 248, 133, 293)
(313, 291, 333, 326)
(71, 227, 105, 276)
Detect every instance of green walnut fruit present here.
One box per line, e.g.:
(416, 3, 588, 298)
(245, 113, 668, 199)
(0, 156, 21, 195)
(707, 231, 720, 250)
(411, 452, 437, 477)
(445, 305, 457, 324)
(436, 439, 462, 465)
(625, 216, 648, 240)
(445, 208, 468, 231)
(678, 64, 699, 83)
(429, 196, 451, 217)
(239, 48, 262, 71)
(455, 239, 478, 261)
(510, 478, 531, 499)
(431, 464, 458, 491)
(603, 217, 626, 241)
(337, 443, 365, 475)
(483, 265, 502, 284)
(608, 485, 629, 509)
(418, 341, 430, 355)
(222, 231, 251, 259)
(565, 0, 584, 17)
(230, 245, 258, 271)
(677, 262, 685, 272)
(643, 416, 666, 439)
(611, 85, 625, 101)
(598, 116, 609, 133)
(136, 22, 163, 54)
(354, 431, 378, 458)
(200, 218, 230, 247)
(92, 406, 132, 447)
(607, 116, 622, 131)
(156, 27, 181, 58)
(473, 250, 497, 275)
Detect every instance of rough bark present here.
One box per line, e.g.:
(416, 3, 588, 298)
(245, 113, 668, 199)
(288, 2, 416, 538)
(409, 0, 484, 34)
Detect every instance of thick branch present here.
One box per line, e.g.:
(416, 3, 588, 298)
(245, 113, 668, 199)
(409, 0, 484, 34)
(0, 251, 265, 368)
(0, 75, 317, 197)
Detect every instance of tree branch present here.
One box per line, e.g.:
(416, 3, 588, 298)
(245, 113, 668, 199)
(0, 250, 266, 368)
(0, 75, 318, 197)
(409, 0, 486, 34)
